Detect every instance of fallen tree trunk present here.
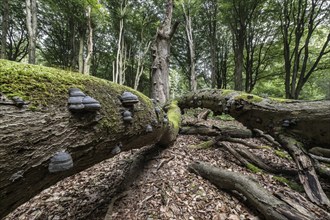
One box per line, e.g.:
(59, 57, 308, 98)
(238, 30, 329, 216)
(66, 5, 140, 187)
(0, 60, 180, 218)
(179, 89, 330, 206)
(178, 89, 330, 148)
(188, 161, 319, 220)
(180, 124, 252, 138)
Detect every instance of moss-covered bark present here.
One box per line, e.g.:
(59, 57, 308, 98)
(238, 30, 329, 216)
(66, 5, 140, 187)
(0, 60, 179, 218)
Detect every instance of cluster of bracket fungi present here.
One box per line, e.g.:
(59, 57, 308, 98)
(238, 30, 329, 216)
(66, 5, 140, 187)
(120, 91, 139, 122)
(68, 88, 101, 112)
(120, 91, 156, 133)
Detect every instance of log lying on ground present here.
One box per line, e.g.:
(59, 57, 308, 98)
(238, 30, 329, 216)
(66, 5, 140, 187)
(178, 89, 330, 148)
(178, 89, 330, 206)
(188, 161, 319, 220)
(0, 60, 179, 218)
(180, 124, 252, 138)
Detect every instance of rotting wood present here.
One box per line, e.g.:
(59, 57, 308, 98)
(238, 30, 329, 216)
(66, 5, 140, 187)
(278, 134, 330, 206)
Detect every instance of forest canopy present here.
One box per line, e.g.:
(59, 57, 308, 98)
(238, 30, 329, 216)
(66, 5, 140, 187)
(0, 0, 329, 100)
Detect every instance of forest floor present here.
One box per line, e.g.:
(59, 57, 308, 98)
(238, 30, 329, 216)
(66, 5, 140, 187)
(5, 115, 327, 220)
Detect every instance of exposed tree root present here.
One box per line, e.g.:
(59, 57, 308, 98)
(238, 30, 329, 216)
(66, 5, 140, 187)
(253, 129, 282, 149)
(188, 161, 317, 220)
(234, 146, 297, 176)
(278, 134, 330, 206)
(310, 154, 330, 164)
(309, 147, 330, 158)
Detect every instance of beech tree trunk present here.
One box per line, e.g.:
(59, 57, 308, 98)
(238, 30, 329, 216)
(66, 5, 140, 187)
(83, 6, 93, 75)
(0, 60, 181, 218)
(181, 1, 197, 91)
(151, 0, 178, 105)
(1, 0, 9, 59)
(25, 0, 37, 64)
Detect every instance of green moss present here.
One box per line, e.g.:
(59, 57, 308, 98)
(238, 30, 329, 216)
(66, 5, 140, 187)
(258, 145, 272, 150)
(235, 93, 263, 103)
(246, 163, 262, 173)
(275, 150, 292, 160)
(273, 176, 303, 192)
(221, 89, 234, 96)
(269, 97, 294, 103)
(167, 100, 181, 132)
(0, 59, 93, 107)
(215, 114, 235, 121)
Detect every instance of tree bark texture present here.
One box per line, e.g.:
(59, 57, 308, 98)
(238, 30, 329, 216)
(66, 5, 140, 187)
(151, 0, 176, 105)
(0, 60, 181, 218)
(188, 161, 316, 220)
(25, 0, 37, 64)
(180, 124, 252, 139)
(1, 0, 9, 59)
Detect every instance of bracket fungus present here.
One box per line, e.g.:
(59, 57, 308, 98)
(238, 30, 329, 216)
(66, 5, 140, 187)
(155, 107, 161, 115)
(146, 124, 153, 133)
(82, 96, 101, 111)
(163, 116, 168, 124)
(111, 143, 122, 155)
(68, 88, 85, 97)
(68, 88, 101, 112)
(282, 119, 297, 128)
(12, 96, 27, 107)
(120, 91, 139, 107)
(123, 110, 133, 122)
(48, 151, 73, 173)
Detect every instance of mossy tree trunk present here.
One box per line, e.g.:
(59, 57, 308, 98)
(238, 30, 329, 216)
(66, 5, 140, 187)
(0, 60, 181, 218)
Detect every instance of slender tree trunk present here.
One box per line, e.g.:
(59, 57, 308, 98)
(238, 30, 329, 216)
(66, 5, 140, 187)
(25, 0, 37, 64)
(84, 6, 93, 75)
(151, 0, 178, 104)
(233, 29, 244, 91)
(182, 1, 197, 91)
(134, 41, 151, 90)
(78, 34, 84, 73)
(115, 2, 126, 84)
(1, 0, 9, 59)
